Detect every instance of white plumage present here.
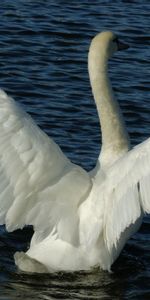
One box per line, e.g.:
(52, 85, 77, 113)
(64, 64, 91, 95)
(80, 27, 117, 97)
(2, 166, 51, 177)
(0, 31, 149, 273)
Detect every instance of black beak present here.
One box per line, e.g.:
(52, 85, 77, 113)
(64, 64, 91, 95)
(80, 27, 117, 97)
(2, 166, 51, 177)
(117, 40, 129, 51)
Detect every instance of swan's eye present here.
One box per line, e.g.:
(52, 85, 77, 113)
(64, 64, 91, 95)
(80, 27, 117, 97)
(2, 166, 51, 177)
(113, 37, 119, 44)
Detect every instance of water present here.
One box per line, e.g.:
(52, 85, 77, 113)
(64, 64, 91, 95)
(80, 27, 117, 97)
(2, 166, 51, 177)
(0, 0, 150, 299)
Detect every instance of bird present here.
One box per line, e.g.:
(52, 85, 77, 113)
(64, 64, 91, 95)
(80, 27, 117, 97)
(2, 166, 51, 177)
(0, 31, 149, 273)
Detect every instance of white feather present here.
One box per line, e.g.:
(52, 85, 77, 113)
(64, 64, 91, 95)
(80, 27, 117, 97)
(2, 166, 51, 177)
(0, 89, 92, 236)
(103, 138, 150, 252)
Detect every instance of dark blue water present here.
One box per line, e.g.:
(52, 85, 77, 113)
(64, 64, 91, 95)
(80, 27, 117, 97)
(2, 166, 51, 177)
(0, 1, 150, 299)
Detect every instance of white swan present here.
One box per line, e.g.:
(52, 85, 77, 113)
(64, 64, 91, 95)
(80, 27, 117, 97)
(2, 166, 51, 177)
(0, 31, 150, 273)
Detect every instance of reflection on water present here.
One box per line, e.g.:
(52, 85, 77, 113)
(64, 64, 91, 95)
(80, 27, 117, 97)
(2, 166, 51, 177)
(0, 223, 150, 300)
(0, 0, 150, 299)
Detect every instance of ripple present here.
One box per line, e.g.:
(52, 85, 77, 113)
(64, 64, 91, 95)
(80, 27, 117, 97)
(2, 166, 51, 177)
(0, 0, 150, 299)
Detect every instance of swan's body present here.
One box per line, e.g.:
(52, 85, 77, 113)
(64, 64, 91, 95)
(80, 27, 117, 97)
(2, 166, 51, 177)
(0, 31, 150, 273)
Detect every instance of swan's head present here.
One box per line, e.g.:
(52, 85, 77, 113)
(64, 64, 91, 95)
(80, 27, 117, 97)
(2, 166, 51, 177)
(90, 31, 129, 60)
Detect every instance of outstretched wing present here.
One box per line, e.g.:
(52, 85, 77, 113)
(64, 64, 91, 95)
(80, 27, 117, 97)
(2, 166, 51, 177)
(0, 89, 92, 237)
(103, 138, 150, 251)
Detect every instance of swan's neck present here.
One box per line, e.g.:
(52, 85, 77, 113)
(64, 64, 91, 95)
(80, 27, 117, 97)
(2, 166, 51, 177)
(88, 49, 130, 168)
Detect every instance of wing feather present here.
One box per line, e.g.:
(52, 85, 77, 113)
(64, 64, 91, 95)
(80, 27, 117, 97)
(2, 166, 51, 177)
(0, 89, 92, 236)
(103, 138, 150, 251)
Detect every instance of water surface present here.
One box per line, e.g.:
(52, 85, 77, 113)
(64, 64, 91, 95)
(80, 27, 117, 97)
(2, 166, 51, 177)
(0, 1, 150, 299)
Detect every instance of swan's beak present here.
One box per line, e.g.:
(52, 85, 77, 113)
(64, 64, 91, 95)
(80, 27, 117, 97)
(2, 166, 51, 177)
(117, 40, 129, 51)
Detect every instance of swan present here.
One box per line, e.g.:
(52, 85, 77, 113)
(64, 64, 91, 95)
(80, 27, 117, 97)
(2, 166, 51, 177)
(0, 31, 150, 273)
